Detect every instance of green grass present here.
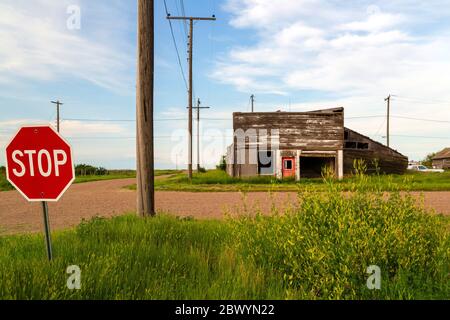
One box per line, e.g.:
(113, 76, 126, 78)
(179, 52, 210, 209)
(73, 169, 181, 184)
(0, 172, 133, 190)
(0, 215, 285, 300)
(74, 173, 136, 184)
(0, 174, 11, 192)
(0, 179, 449, 299)
(128, 169, 450, 192)
(0, 170, 182, 192)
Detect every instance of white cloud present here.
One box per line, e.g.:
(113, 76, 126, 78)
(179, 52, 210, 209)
(218, 0, 450, 98)
(0, 0, 134, 93)
(338, 12, 407, 33)
(225, 0, 324, 30)
(213, 1, 450, 159)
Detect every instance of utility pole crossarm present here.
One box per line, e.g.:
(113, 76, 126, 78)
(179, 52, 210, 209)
(167, 16, 216, 21)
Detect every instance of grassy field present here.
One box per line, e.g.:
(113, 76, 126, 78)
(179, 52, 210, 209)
(73, 169, 180, 184)
(0, 180, 449, 300)
(0, 171, 135, 191)
(127, 169, 450, 192)
(0, 169, 181, 192)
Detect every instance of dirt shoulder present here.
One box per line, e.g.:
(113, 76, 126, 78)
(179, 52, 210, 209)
(0, 178, 449, 235)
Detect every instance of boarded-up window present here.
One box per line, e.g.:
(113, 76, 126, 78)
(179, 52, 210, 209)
(258, 151, 275, 175)
(345, 141, 369, 150)
(345, 142, 357, 149)
(357, 142, 369, 150)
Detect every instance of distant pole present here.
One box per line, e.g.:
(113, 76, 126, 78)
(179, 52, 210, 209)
(191, 99, 210, 171)
(385, 95, 391, 147)
(196, 98, 200, 172)
(51, 100, 64, 132)
(167, 14, 216, 180)
(188, 19, 194, 179)
(250, 94, 255, 112)
(136, 0, 155, 217)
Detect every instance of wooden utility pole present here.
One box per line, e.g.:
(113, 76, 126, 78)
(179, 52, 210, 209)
(167, 14, 216, 180)
(385, 95, 391, 147)
(250, 94, 255, 112)
(191, 99, 210, 171)
(136, 0, 155, 217)
(51, 100, 63, 132)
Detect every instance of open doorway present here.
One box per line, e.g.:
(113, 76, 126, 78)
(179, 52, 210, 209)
(300, 157, 335, 178)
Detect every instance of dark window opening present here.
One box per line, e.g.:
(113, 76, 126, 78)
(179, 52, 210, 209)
(300, 157, 335, 178)
(284, 160, 293, 170)
(357, 142, 369, 149)
(345, 141, 357, 149)
(344, 131, 349, 140)
(345, 141, 370, 150)
(258, 151, 275, 175)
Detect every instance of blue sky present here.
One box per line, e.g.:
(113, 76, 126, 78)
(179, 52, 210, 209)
(1, 0, 450, 169)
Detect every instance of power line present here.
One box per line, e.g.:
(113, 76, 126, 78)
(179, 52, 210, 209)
(374, 134, 450, 140)
(62, 118, 135, 122)
(62, 114, 450, 123)
(346, 115, 450, 123)
(66, 135, 234, 140)
(345, 115, 385, 120)
(373, 117, 386, 137)
(64, 133, 450, 141)
(392, 115, 450, 123)
(179, 0, 188, 38)
(394, 95, 450, 105)
(163, 0, 188, 89)
(61, 118, 231, 122)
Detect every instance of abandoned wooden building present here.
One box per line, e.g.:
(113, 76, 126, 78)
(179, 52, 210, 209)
(432, 148, 450, 169)
(225, 107, 408, 180)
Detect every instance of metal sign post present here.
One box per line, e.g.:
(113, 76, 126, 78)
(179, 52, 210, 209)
(41, 201, 53, 261)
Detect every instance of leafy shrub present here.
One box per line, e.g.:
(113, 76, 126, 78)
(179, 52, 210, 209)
(0, 167, 13, 191)
(216, 156, 227, 171)
(198, 167, 207, 173)
(75, 164, 109, 176)
(229, 175, 450, 299)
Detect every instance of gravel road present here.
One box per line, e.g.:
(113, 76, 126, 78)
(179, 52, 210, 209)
(0, 178, 449, 235)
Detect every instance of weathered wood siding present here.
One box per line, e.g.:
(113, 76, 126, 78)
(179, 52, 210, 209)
(433, 158, 450, 170)
(233, 108, 344, 152)
(343, 128, 408, 175)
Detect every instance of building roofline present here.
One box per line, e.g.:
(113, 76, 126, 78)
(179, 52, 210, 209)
(433, 148, 450, 160)
(233, 107, 344, 117)
(344, 127, 408, 159)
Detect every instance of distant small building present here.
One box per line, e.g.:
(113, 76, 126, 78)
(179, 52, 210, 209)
(225, 107, 408, 180)
(432, 148, 450, 169)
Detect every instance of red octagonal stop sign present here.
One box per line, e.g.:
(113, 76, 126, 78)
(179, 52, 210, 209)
(5, 125, 75, 202)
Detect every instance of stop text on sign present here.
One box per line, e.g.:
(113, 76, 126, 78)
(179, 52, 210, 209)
(11, 149, 68, 177)
(5, 125, 75, 202)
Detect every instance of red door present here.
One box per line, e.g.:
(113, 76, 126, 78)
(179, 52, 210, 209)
(282, 157, 295, 178)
